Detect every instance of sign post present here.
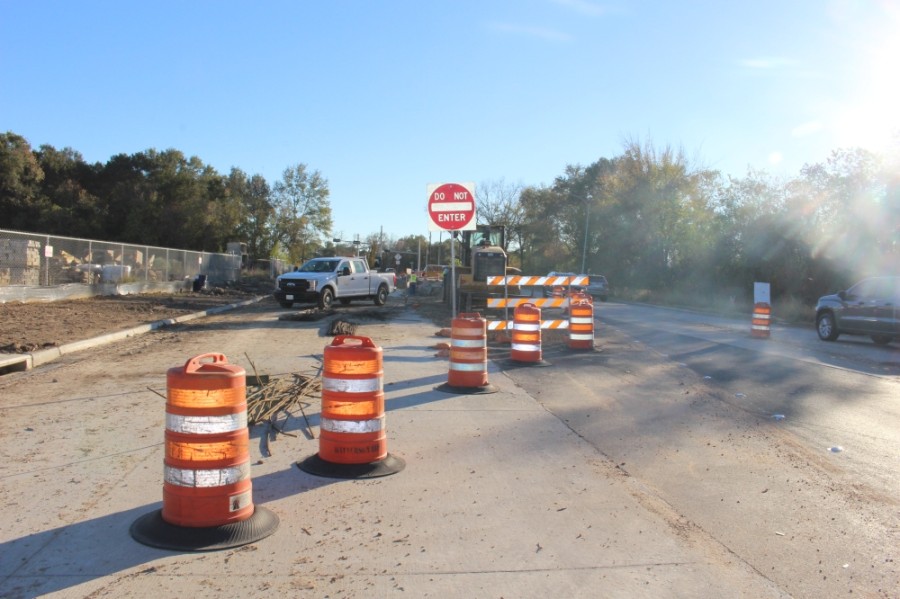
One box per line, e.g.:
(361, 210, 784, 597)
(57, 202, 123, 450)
(427, 182, 476, 317)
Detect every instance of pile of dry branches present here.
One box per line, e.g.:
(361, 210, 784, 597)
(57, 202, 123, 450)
(246, 372, 320, 425)
(244, 353, 322, 456)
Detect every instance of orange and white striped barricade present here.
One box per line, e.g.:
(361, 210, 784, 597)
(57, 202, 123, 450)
(751, 303, 771, 339)
(510, 302, 544, 364)
(298, 336, 404, 478)
(568, 292, 595, 350)
(131, 353, 278, 551)
(438, 312, 498, 394)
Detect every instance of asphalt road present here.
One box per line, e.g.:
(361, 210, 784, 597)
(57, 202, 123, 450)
(508, 301, 899, 598)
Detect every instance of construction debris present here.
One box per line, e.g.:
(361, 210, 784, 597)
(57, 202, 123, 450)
(328, 319, 358, 336)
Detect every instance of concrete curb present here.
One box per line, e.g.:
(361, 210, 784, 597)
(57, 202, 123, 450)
(0, 296, 264, 373)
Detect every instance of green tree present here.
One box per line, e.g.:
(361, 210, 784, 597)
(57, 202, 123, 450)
(228, 168, 275, 261)
(34, 144, 103, 238)
(0, 132, 46, 231)
(271, 164, 332, 264)
(518, 184, 571, 273)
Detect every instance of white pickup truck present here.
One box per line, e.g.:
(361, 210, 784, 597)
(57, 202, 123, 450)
(273, 257, 395, 310)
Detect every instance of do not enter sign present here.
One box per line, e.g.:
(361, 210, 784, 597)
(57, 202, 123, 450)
(427, 182, 476, 232)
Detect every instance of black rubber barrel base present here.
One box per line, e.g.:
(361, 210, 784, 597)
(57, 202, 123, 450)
(297, 453, 405, 479)
(130, 506, 279, 552)
(435, 382, 499, 395)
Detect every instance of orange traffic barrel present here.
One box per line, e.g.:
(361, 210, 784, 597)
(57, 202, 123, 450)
(751, 303, 771, 338)
(568, 292, 595, 350)
(298, 336, 404, 478)
(511, 302, 542, 363)
(438, 312, 498, 394)
(131, 353, 278, 551)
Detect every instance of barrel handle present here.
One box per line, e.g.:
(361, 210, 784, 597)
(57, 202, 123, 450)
(331, 335, 376, 348)
(458, 312, 483, 320)
(183, 353, 228, 373)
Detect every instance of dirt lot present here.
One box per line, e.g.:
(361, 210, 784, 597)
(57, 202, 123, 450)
(0, 289, 263, 353)
(0, 285, 456, 354)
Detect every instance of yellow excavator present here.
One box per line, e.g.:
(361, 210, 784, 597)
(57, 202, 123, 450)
(449, 225, 521, 312)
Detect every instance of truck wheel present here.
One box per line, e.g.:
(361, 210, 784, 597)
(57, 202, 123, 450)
(278, 300, 294, 309)
(318, 288, 334, 310)
(374, 284, 388, 306)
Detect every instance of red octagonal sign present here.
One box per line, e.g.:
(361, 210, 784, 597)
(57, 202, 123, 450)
(427, 182, 476, 232)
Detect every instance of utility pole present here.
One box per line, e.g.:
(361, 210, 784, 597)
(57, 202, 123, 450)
(581, 194, 591, 274)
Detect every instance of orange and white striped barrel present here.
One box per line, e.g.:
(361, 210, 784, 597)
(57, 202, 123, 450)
(751, 303, 771, 339)
(568, 293, 594, 350)
(163, 353, 253, 528)
(448, 312, 489, 388)
(511, 302, 542, 363)
(319, 336, 387, 465)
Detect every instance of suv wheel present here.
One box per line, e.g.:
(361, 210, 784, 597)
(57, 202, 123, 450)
(816, 311, 839, 341)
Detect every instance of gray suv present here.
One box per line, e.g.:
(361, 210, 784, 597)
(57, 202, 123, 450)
(815, 276, 899, 345)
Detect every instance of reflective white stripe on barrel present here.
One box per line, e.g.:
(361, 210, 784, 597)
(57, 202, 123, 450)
(450, 361, 487, 371)
(570, 334, 594, 340)
(164, 461, 250, 488)
(321, 415, 385, 434)
(166, 412, 247, 434)
(570, 316, 594, 324)
(514, 323, 541, 332)
(511, 343, 540, 352)
(451, 338, 484, 348)
(322, 376, 382, 393)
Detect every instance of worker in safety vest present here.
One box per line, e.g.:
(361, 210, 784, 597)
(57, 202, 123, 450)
(409, 271, 418, 295)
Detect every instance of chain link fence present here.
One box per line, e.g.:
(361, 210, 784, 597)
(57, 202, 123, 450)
(0, 229, 247, 289)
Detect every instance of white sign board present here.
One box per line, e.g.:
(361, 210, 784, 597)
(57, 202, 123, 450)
(754, 282, 771, 305)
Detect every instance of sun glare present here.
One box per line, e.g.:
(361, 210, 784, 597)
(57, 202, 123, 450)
(830, 2, 900, 153)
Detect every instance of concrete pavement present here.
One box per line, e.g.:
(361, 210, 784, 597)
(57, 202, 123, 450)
(0, 297, 788, 598)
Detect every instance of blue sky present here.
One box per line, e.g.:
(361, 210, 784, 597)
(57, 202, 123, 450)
(2, 0, 898, 240)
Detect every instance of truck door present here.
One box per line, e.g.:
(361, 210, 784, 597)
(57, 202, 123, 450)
(351, 259, 371, 294)
(336, 260, 354, 295)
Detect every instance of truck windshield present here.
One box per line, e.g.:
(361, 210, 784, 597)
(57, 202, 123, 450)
(297, 260, 339, 273)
